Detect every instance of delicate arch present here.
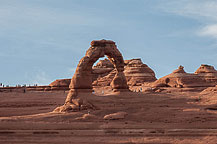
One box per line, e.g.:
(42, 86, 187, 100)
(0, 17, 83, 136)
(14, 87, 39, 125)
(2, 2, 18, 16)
(69, 40, 128, 90)
(65, 40, 128, 104)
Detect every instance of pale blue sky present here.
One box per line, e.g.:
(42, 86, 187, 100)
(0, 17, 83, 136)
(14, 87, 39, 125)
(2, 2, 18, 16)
(1, 0, 217, 86)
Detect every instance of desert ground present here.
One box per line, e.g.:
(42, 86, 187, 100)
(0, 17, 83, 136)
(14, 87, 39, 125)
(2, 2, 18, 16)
(0, 87, 217, 144)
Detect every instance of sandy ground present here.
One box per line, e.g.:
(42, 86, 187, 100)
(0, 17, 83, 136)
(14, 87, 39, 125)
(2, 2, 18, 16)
(0, 88, 217, 144)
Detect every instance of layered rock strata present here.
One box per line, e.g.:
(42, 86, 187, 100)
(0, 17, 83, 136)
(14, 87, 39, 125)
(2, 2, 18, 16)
(124, 59, 156, 86)
(152, 65, 217, 88)
(195, 64, 217, 85)
(92, 58, 156, 86)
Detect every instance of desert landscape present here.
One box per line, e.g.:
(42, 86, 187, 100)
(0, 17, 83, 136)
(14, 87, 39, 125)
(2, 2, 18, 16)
(1, 40, 217, 144)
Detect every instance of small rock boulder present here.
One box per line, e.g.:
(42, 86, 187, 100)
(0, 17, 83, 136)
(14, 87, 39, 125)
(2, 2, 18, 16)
(75, 114, 98, 120)
(103, 112, 128, 120)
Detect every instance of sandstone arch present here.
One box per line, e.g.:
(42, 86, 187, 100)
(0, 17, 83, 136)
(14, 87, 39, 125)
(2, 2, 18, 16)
(64, 40, 128, 104)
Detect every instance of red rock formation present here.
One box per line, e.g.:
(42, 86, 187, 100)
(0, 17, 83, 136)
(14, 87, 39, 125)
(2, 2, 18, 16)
(68, 40, 128, 91)
(152, 65, 209, 88)
(200, 86, 217, 94)
(195, 64, 217, 84)
(92, 69, 116, 86)
(50, 58, 156, 88)
(92, 58, 114, 82)
(94, 58, 114, 68)
(63, 40, 128, 106)
(124, 59, 157, 86)
(50, 79, 71, 87)
(55, 40, 129, 112)
(152, 65, 217, 88)
(49, 79, 71, 90)
(92, 58, 156, 87)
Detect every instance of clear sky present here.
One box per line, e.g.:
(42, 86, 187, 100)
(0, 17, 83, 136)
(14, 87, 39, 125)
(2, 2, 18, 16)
(1, 0, 217, 86)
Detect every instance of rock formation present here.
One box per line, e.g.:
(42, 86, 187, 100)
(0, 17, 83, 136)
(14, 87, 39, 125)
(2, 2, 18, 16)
(68, 40, 128, 91)
(124, 59, 156, 86)
(92, 58, 115, 85)
(152, 65, 207, 88)
(92, 58, 156, 86)
(195, 64, 217, 85)
(54, 40, 129, 112)
(50, 58, 156, 88)
(92, 69, 117, 87)
(152, 65, 217, 88)
(49, 79, 71, 90)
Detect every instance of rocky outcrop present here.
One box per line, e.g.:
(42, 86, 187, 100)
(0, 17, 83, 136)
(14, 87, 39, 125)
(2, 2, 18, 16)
(152, 65, 217, 88)
(124, 59, 156, 86)
(50, 64, 217, 89)
(195, 64, 217, 85)
(92, 58, 114, 83)
(49, 79, 71, 90)
(92, 58, 156, 87)
(50, 79, 71, 87)
(50, 58, 156, 88)
(152, 65, 207, 88)
(92, 69, 117, 86)
(200, 85, 217, 94)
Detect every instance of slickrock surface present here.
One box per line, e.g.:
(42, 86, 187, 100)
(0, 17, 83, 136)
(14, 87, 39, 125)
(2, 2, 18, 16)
(1, 89, 217, 143)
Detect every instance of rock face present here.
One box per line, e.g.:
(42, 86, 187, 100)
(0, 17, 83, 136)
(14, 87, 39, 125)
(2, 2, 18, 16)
(195, 64, 217, 84)
(200, 86, 217, 94)
(124, 59, 156, 86)
(92, 58, 156, 87)
(92, 58, 115, 85)
(152, 65, 217, 88)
